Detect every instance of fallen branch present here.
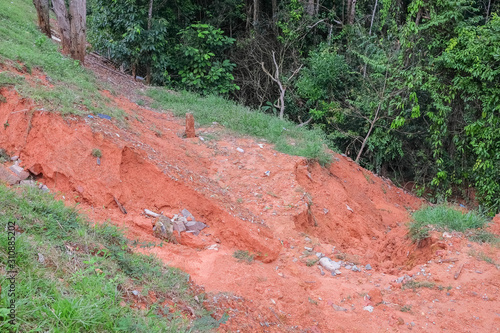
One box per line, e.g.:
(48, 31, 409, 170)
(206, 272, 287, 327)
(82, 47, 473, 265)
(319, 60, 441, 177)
(454, 263, 464, 280)
(113, 196, 127, 214)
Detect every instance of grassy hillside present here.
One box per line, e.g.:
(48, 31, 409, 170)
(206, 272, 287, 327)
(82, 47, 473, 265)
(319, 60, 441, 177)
(0, 184, 225, 332)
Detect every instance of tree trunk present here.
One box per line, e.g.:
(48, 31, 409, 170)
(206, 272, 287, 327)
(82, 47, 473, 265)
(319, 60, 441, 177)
(33, 0, 51, 38)
(52, 0, 87, 64)
(52, 0, 71, 55)
(253, 0, 259, 27)
(348, 0, 357, 24)
(146, 0, 154, 84)
(69, 0, 86, 64)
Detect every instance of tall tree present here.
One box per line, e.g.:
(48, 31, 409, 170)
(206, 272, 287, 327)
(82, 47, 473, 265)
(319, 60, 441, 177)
(33, 0, 51, 38)
(52, 0, 87, 64)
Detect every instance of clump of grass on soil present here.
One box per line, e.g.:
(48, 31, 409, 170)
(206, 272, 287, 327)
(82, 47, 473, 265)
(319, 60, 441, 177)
(232, 250, 254, 264)
(0, 0, 122, 118)
(409, 205, 497, 244)
(0, 184, 221, 332)
(146, 88, 332, 165)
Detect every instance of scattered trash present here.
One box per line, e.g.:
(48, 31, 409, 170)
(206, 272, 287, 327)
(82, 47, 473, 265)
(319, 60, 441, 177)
(97, 113, 112, 120)
(87, 115, 94, 119)
(346, 204, 353, 212)
(144, 209, 160, 218)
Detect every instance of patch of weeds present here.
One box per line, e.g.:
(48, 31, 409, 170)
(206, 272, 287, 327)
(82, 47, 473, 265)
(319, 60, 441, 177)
(308, 297, 318, 305)
(400, 305, 412, 313)
(91, 148, 102, 158)
(306, 258, 319, 267)
(0, 148, 9, 162)
(467, 229, 500, 245)
(469, 249, 498, 266)
(236, 198, 243, 204)
(266, 191, 279, 198)
(0, 1, 123, 119)
(402, 280, 435, 291)
(437, 285, 453, 291)
(233, 250, 254, 264)
(0, 184, 209, 332)
(0, 94, 6, 103)
(147, 88, 332, 165)
(362, 172, 374, 184)
(136, 99, 146, 106)
(409, 205, 490, 243)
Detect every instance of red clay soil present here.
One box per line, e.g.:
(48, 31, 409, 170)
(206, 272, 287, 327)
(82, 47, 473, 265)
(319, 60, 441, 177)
(1, 84, 500, 332)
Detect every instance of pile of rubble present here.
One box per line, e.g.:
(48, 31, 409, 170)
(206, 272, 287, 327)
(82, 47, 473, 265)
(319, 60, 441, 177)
(144, 208, 208, 243)
(0, 155, 49, 192)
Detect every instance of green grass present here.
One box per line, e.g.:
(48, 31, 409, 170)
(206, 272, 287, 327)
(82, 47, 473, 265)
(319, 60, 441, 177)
(409, 205, 496, 243)
(232, 250, 254, 264)
(0, 184, 219, 332)
(147, 88, 332, 164)
(401, 280, 435, 291)
(0, 0, 122, 118)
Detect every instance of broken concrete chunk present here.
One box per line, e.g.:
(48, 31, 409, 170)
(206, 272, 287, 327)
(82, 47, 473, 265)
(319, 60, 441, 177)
(172, 219, 187, 235)
(9, 165, 29, 180)
(185, 221, 208, 232)
(181, 208, 195, 221)
(319, 257, 341, 272)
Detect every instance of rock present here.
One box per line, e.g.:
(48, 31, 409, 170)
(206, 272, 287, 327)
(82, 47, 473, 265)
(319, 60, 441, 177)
(181, 208, 195, 221)
(185, 113, 196, 138)
(319, 257, 341, 272)
(304, 246, 313, 251)
(9, 165, 29, 180)
(185, 221, 208, 232)
(368, 288, 383, 305)
(10, 156, 18, 161)
(332, 304, 348, 312)
(144, 209, 160, 218)
(351, 265, 360, 272)
(264, 171, 271, 177)
(20, 180, 37, 187)
(29, 163, 43, 176)
(172, 219, 187, 235)
(365, 264, 372, 270)
(153, 216, 177, 243)
(363, 305, 374, 312)
(39, 184, 50, 193)
(345, 265, 352, 270)
(207, 244, 219, 251)
(236, 147, 244, 153)
(315, 252, 323, 258)
(38, 253, 45, 264)
(0, 166, 21, 185)
(131, 290, 139, 296)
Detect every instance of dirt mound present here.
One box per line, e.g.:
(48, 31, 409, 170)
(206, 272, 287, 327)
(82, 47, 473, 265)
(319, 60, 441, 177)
(2, 85, 499, 332)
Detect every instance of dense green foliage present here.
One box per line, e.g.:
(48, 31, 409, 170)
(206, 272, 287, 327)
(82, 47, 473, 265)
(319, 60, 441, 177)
(409, 204, 497, 243)
(77, 0, 500, 214)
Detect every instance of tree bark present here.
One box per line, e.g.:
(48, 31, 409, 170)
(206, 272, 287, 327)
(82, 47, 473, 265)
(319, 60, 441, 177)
(253, 0, 259, 27)
(146, 0, 154, 84)
(348, 0, 357, 24)
(52, 0, 71, 56)
(69, 0, 87, 64)
(33, 0, 51, 38)
(52, 0, 87, 64)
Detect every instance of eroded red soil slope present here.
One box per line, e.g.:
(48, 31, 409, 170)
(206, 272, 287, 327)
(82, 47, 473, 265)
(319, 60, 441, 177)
(1, 85, 499, 332)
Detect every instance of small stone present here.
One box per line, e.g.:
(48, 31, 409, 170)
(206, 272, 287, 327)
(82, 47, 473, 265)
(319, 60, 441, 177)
(185, 221, 208, 232)
(315, 252, 323, 258)
(319, 257, 341, 272)
(96, 157, 101, 165)
(363, 306, 374, 312)
(10, 156, 18, 161)
(332, 304, 347, 312)
(20, 180, 37, 187)
(131, 290, 139, 296)
(304, 246, 313, 252)
(345, 265, 352, 270)
(181, 208, 195, 221)
(185, 113, 196, 138)
(264, 171, 271, 176)
(38, 253, 45, 263)
(304, 237, 311, 243)
(9, 165, 29, 180)
(236, 147, 244, 153)
(207, 244, 219, 251)
(39, 184, 50, 193)
(351, 265, 360, 272)
(365, 264, 372, 270)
